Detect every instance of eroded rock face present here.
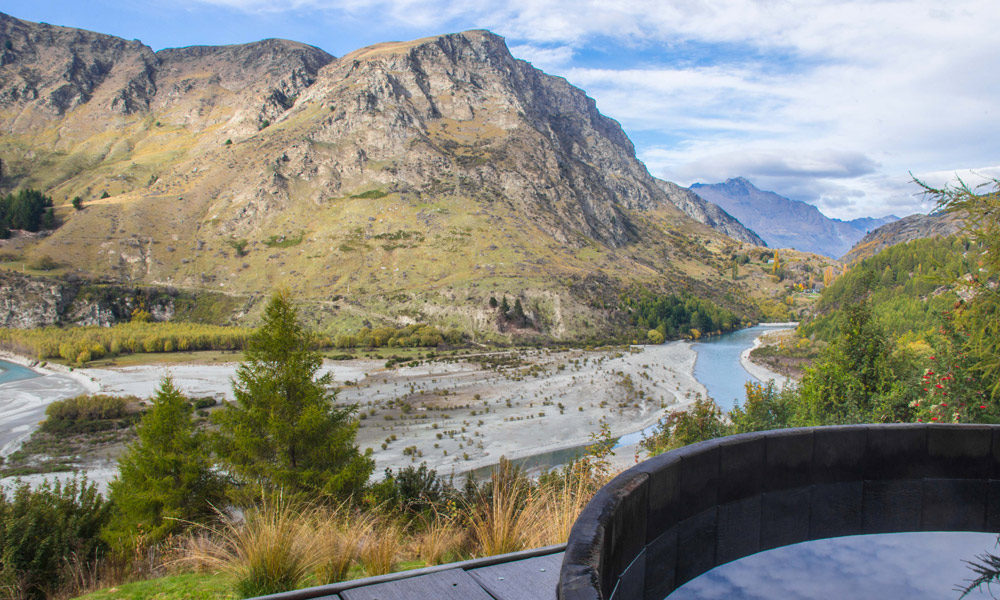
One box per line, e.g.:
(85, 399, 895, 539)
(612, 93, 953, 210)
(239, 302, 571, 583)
(654, 179, 766, 246)
(0, 271, 176, 329)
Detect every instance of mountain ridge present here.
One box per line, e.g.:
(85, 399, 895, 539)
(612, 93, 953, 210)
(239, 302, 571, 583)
(840, 210, 965, 263)
(0, 14, 827, 336)
(689, 177, 897, 258)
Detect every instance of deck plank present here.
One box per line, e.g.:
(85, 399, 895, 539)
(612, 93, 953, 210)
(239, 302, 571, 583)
(340, 568, 494, 600)
(468, 552, 564, 600)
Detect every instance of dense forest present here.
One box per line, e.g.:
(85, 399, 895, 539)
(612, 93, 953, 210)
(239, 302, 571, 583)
(0, 189, 56, 237)
(801, 235, 983, 341)
(621, 291, 742, 341)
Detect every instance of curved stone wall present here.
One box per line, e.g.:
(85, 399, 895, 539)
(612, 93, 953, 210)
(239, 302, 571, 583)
(558, 424, 1000, 600)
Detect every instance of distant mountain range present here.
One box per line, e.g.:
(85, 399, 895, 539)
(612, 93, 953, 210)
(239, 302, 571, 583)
(689, 177, 898, 259)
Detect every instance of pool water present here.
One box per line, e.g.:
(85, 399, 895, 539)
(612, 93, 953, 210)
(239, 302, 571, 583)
(668, 531, 1000, 599)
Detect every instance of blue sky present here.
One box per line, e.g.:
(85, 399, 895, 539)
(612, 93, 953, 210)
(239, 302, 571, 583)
(6, 0, 1000, 220)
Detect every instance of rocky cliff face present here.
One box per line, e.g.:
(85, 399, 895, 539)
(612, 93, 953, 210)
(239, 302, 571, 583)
(841, 210, 965, 263)
(0, 271, 178, 328)
(654, 178, 765, 246)
(0, 14, 787, 335)
(689, 178, 897, 258)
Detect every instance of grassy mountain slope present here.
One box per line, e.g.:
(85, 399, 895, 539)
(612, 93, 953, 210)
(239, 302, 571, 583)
(0, 14, 826, 336)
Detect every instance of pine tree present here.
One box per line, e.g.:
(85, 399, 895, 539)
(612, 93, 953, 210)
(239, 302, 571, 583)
(214, 290, 373, 500)
(103, 377, 224, 553)
(512, 298, 527, 326)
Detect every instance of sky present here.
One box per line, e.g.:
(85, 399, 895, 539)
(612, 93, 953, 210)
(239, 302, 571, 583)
(5, 1, 1000, 220)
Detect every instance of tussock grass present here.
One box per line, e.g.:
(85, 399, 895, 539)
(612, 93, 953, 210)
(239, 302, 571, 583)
(177, 497, 322, 598)
(359, 519, 401, 576)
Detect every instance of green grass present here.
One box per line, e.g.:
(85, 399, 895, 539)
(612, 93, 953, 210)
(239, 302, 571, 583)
(71, 573, 234, 600)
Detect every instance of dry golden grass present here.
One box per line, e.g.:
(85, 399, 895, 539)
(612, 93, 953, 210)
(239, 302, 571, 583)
(358, 518, 401, 576)
(465, 463, 544, 557)
(311, 507, 377, 585)
(176, 497, 323, 598)
(415, 513, 463, 566)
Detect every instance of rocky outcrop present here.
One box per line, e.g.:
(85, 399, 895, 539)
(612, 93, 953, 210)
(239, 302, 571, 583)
(0, 271, 177, 328)
(654, 178, 765, 246)
(841, 210, 965, 263)
(690, 177, 898, 258)
(0, 12, 333, 135)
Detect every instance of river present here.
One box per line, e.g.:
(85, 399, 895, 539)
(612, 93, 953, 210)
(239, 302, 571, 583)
(0, 359, 91, 457)
(466, 324, 795, 478)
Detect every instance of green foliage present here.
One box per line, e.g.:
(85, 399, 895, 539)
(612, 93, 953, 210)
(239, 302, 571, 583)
(801, 235, 980, 341)
(263, 231, 304, 248)
(795, 300, 920, 425)
(27, 254, 59, 271)
(226, 238, 249, 257)
(925, 179, 1000, 400)
(730, 381, 795, 434)
(646, 329, 665, 344)
(621, 291, 740, 339)
(100, 191, 110, 199)
(103, 378, 227, 555)
(42, 394, 133, 434)
(214, 291, 374, 500)
(0, 477, 110, 600)
(72, 196, 84, 210)
(0, 189, 56, 233)
(0, 321, 251, 363)
(350, 189, 388, 199)
(334, 323, 462, 349)
(642, 397, 728, 455)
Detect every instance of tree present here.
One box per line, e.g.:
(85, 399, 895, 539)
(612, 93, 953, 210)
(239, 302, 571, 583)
(511, 298, 527, 326)
(795, 299, 918, 425)
(71, 196, 83, 210)
(921, 177, 1000, 400)
(642, 397, 727, 455)
(103, 377, 225, 554)
(214, 290, 373, 500)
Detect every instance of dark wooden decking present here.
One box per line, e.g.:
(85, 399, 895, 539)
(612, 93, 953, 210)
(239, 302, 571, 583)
(253, 544, 564, 600)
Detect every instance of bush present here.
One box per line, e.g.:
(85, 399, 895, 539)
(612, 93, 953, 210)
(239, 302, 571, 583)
(0, 477, 110, 600)
(42, 394, 134, 434)
(28, 255, 58, 271)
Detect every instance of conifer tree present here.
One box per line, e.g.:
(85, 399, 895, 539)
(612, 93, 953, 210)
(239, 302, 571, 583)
(214, 290, 373, 500)
(103, 377, 224, 553)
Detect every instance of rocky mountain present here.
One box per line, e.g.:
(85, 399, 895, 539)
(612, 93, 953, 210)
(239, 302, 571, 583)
(689, 177, 897, 259)
(0, 13, 824, 336)
(840, 210, 965, 263)
(654, 179, 765, 246)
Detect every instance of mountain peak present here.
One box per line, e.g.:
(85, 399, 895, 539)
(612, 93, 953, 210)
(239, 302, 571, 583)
(690, 178, 897, 258)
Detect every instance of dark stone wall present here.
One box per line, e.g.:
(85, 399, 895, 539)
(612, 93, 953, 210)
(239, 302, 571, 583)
(557, 424, 1000, 600)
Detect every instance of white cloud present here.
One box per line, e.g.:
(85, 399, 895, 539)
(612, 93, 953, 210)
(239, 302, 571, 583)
(507, 44, 574, 71)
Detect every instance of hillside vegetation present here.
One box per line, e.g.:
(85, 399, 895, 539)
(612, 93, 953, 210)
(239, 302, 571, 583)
(801, 235, 983, 342)
(0, 14, 824, 338)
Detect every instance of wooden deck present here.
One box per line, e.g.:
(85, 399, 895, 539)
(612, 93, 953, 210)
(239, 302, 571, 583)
(253, 545, 565, 600)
